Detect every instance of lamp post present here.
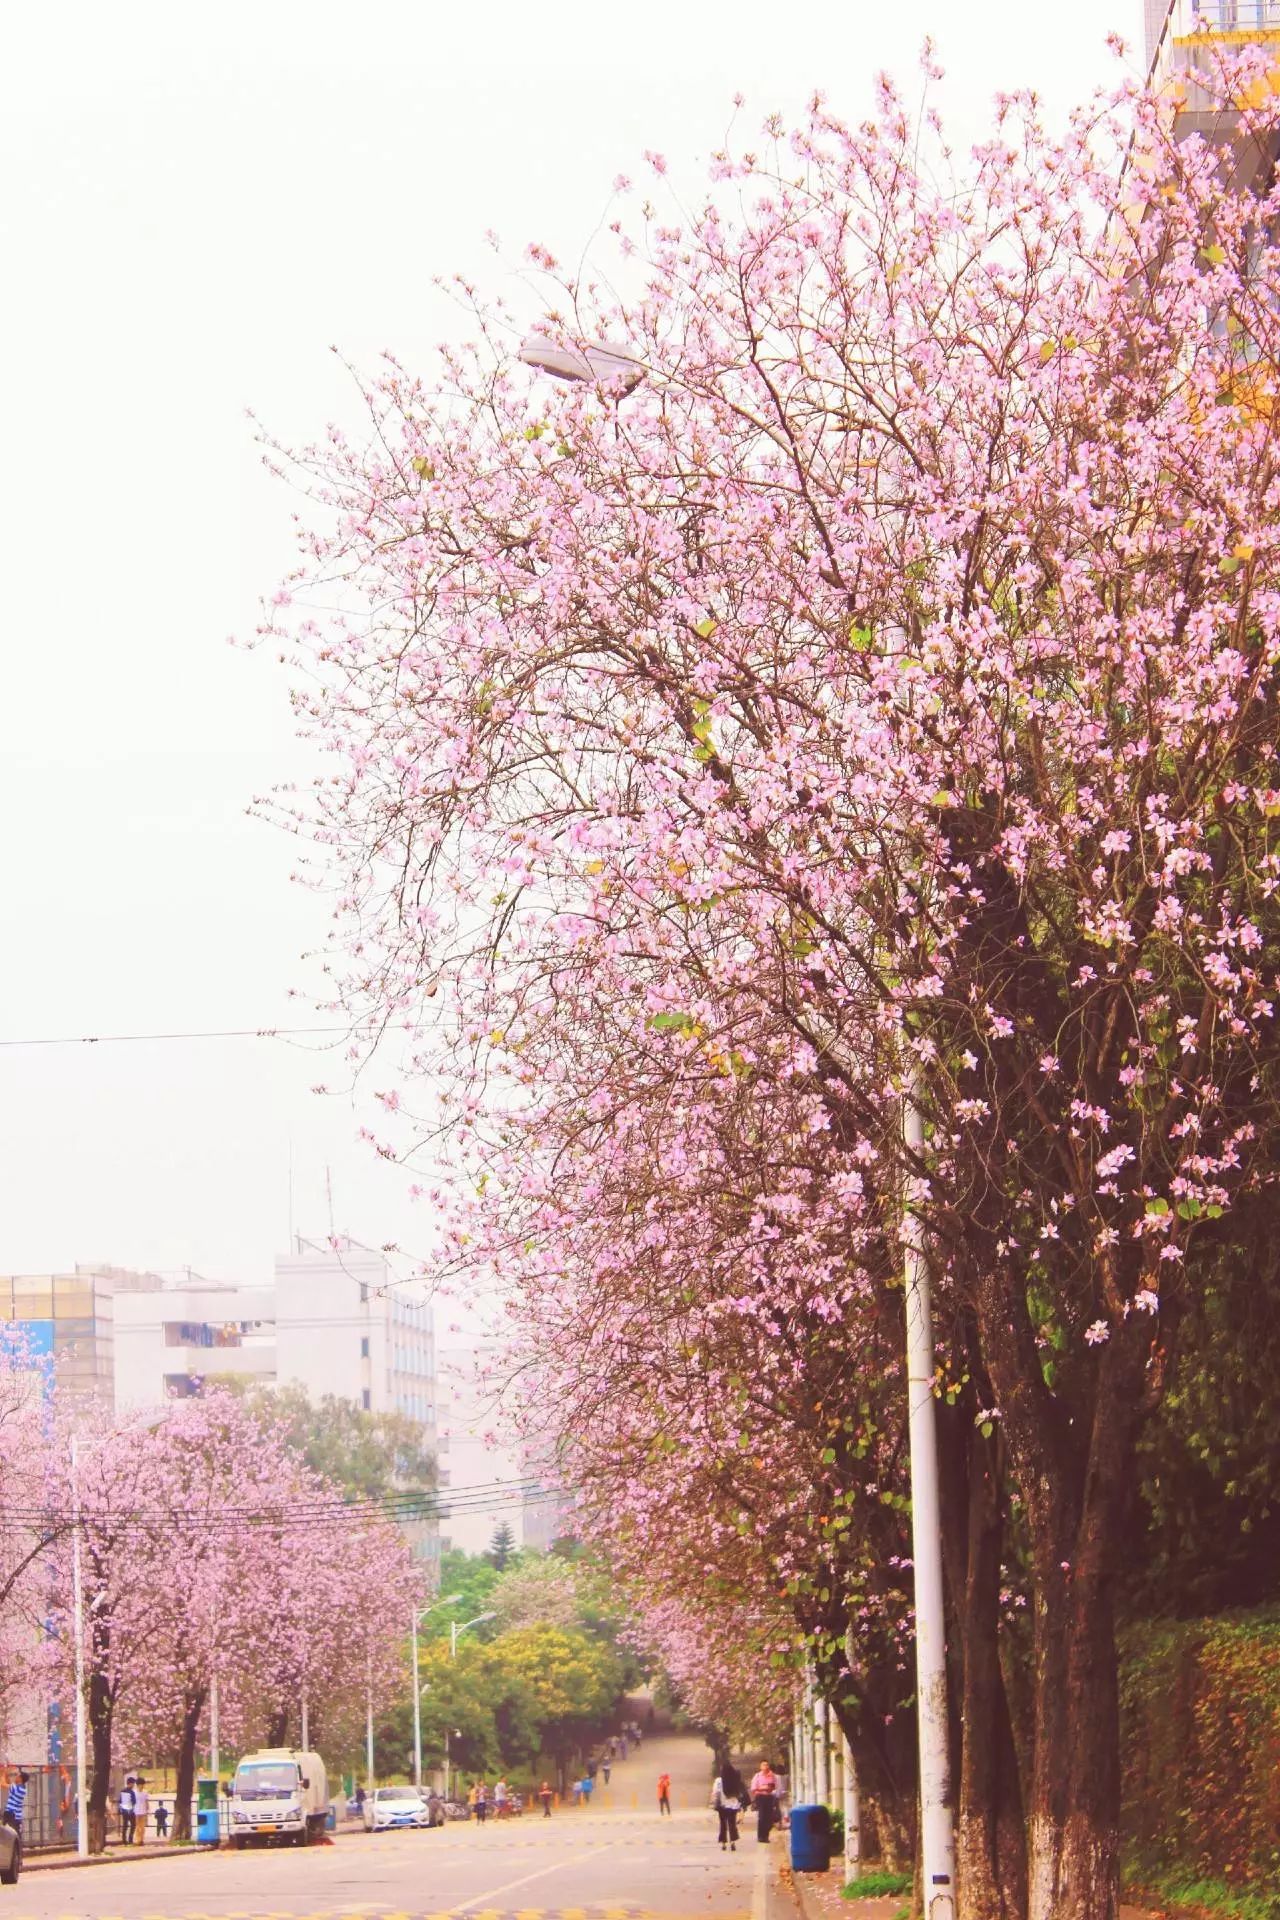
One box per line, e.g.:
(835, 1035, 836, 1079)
(411, 1593, 463, 1791)
(903, 1094, 956, 1920)
(449, 1610, 497, 1660)
(69, 1435, 87, 1860)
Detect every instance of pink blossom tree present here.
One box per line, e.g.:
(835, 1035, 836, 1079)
(262, 49, 1280, 1920)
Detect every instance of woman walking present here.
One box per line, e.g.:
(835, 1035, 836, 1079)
(711, 1760, 746, 1852)
(749, 1761, 779, 1842)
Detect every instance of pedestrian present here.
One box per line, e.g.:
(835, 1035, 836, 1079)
(657, 1770, 671, 1816)
(467, 1781, 478, 1818)
(619, 1738, 628, 1761)
(3, 1771, 28, 1835)
(749, 1761, 779, 1843)
(494, 1778, 509, 1819)
(602, 1758, 611, 1785)
(154, 1800, 170, 1840)
(712, 1761, 745, 1853)
(132, 1776, 150, 1844)
(474, 1781, 489, 1824)
(355, 1783, 366, 1816)
(580, 1772, 594, 1806)
(538, 1779, 554, 1819)
(117, 1776, 136, 1844)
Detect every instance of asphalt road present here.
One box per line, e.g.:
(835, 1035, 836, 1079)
(8, 1737, 780, 1920)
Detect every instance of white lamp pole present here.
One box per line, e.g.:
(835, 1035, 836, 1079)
(365, 1652, 374, 1790)
(412, 1593, 464, 1790)
(903, 1093, 956, 1920)
(842, 1730, 861, 1879)
(70, 1435, 88, 1859)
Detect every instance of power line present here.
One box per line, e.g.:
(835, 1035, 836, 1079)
(0, 1025, 361, 1049)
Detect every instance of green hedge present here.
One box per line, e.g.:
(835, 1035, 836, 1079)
(1121, 1607, 1280, 1889)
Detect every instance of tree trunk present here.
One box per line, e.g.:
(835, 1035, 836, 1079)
(936, 1380, 1028, 1920)
(267, 1706, 288, 1747)
(1025, 1520, 1123, 1920)
(172, 1684, 207, 1843)
(956, 1429, 1027, 1920)
(972, 1260, 1144, 1920)
(86, 1666, 115, 1855)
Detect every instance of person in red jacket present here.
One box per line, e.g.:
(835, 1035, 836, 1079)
(657, 1771, 672, 1815)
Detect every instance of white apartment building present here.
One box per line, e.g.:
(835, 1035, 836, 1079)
(113, 1279, 276, 1406)
(275, 1237, 436, 1428)
(112, 1238, 440, 1572)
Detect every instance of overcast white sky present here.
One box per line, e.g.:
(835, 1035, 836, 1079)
(0, 0, 1141, 1287)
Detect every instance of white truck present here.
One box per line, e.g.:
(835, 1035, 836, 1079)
(227, 1749, 328, 1848)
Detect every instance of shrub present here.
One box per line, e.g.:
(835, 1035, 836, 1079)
(1121, 1607, 1280, 1890)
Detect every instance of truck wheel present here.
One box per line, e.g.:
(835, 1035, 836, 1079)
(0, 1842, 20, 1886)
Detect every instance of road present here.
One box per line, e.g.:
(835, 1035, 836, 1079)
(7, 1737, 781, 1920)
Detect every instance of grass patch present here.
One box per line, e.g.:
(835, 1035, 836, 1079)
(1131, 1871, 1280, 1920)
(841, 1870, 912, 1899)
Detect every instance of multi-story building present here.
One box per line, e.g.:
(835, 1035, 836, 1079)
(111, 1237, 440, 1573)
(113, 1279, 276, 1407)
(275, 1236, 436, 1428)
(1148, 0, 1280, 160)
(436, 1342, 525, 1554)
(0, 1263, 165, 1406)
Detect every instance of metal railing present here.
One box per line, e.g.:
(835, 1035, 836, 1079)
(1183, 0, 1280, 31)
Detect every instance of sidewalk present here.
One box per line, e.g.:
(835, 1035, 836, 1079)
(782, 1856, 1161, 1920)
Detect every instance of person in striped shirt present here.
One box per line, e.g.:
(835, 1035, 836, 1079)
(3, 1773, 28, 1833)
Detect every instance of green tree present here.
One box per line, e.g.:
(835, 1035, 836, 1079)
(493, 1623, 623, 1790)
(486, 1521, 518, 1570)
(230, 1380, 436, 1503)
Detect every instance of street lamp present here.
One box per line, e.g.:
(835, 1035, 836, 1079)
(518, 333, 644, 390)
(411, 1593, 463, 1791)
(449, 1610, 497, 1658)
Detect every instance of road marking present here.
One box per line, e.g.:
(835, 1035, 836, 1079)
(449, 1844, 616, 1915)
(752, 1837, 772, 1920)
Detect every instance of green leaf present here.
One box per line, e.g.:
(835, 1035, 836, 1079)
(694, 616, 718, 639)
(1146, 1199, 1171, 1216)
(1201, 243, 1228, 267)
(648, 1010, 696, 1034)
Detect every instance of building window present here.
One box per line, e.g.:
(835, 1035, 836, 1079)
(360, 1336, 369, 1359)
(362, 1388, 371, 1411)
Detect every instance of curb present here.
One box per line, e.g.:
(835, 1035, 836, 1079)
(26, 1842, 210, 1874)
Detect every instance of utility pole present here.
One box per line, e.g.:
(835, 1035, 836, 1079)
(411, 1610, 422, 1790)
(365, 1653, 374, 1791)
(903, 1093, 956, 1920)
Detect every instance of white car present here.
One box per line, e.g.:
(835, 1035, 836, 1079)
(364, 1786, 430, 1831)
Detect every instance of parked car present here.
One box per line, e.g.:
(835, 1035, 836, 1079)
(363, 1786, 431, 1832)
(0, 1822, 19, 1887)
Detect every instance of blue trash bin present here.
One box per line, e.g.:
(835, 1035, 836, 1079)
(196, 1807, 220, 1846)
(789, 1803, 832, 1873)
(325, 1805, 337, 1832)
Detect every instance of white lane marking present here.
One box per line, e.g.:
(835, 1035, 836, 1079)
(752, 1836, 772, 1920)
(450, 1841, 617, 1913)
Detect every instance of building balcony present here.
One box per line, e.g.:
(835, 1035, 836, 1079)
(1151, 0, 1280, 150)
